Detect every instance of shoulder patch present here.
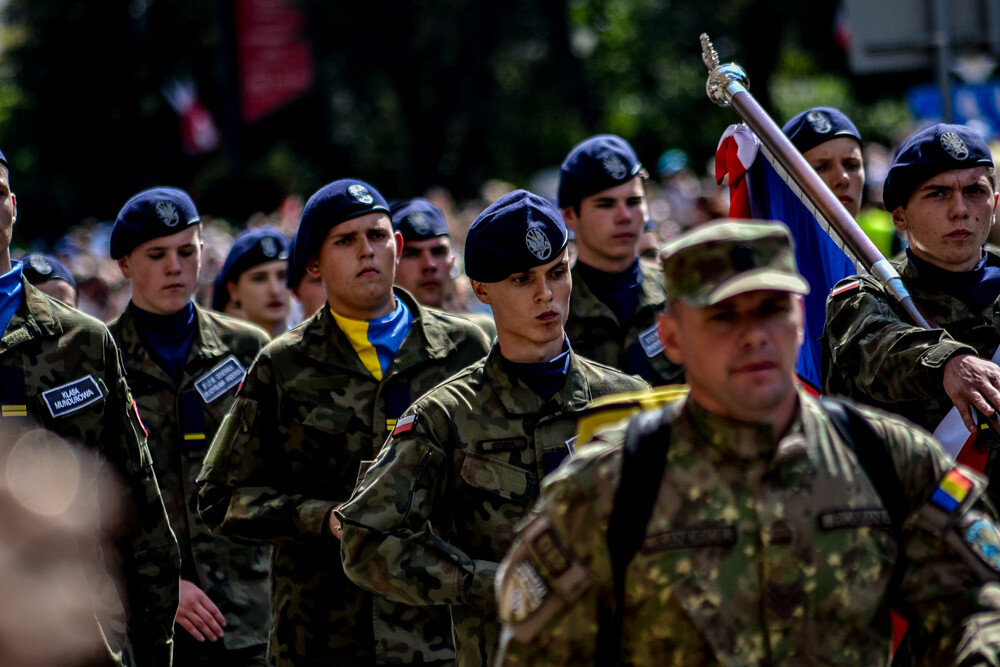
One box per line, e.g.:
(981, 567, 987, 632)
(830, 279, 862, 298)
(193, 356, 246, 404)
(931, 467, 974, 513)
(960, 513, 1000, 574)
(638, 323, 664, 358)
(42, 376, 105, 418)
(392, 414, 418, 437)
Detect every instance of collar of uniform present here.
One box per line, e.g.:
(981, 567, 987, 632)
(385, 287, 456, 369)
(683, 391, 805, 461)
(893, 247, 1000, 312)
(485, 344, 593, 416)
(0, 279, 62, 354)
(110, 306, 179, 386)
(569, 260, 667, 325)
(189, 303, 229, 360)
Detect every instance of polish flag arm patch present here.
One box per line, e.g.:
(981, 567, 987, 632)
(830, 279, 862, 298)
(392, 414, 418, 437)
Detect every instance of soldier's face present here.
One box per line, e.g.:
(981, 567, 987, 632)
(892, 167, 998, 273)
(803, 137, 865, 217)
(117, 226, 202, 315)
(563, 176, 647, 272)
(227, 260, 290, 335)
(292, 272, 327, 320)
(659, 290, 803, 426)
(308, 213, 402, 320)
(394, 236, 454, 308)
(0, 167, 17, 270)
(472, 249, 571, 363)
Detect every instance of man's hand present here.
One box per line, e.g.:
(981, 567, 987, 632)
(943, 354, 1000, 432)
(328, 502, 344, 541)
(175, 579, 226, 642)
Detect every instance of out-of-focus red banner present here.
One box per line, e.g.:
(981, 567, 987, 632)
(235, 0, 315, 125)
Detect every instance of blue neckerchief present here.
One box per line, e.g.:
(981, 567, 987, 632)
(130, 301, 197, 383)
(502, 337, 572, 401)
(576, 258, 642, 326)
(907, 249, 1000, 312)
(0, 261, 24, 336)
(364, 298, 414, 377)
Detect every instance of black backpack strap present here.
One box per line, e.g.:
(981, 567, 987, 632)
(596, 403, 678, 665)
(820, 397, 907, 535)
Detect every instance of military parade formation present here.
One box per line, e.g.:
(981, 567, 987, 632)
(6, 32, 1000, 667)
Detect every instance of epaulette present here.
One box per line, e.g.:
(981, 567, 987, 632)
(576, 384, 688, 446)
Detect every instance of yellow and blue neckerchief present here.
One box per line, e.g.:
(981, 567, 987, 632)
(0, 260, 24, 337)
(332, 298, 414, 381)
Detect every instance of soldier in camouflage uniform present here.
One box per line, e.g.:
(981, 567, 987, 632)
(198, 178, 491, 667)
(497, 219, 1000, 665)
(339, 190, 649, 667)
(824, 124, 1000, 494)
(108, 187, 272, 665)
(0, 152, 180, 665)
(559, 134, 684, 385)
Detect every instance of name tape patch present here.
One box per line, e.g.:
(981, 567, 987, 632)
(478, 437, 528, 453)
(642, 525, 738, 553)
(818, 508, 892, 531)
(638, 323, 664, 358)
(42, 375, 104, 418)
(194, 356, 246, 404)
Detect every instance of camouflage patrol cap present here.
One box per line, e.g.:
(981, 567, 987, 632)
(660, 219, 809, 307)
(110, 187, 201, 259)
(883, 123, 994, 211)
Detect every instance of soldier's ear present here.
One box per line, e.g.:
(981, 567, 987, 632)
(562, 206, 579, 234)
(393, 231, 404, 264)
(890, 206, 908, 232)
(116, 256, 132, 280)
(658, 310, 684, 365)
(470, 279, 491, 305)
(305, 257, 321, 278)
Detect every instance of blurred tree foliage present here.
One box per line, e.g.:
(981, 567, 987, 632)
(0, 0, 905, 245)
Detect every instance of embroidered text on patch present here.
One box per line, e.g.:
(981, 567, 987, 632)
(194, 356, 246, 403)
(42, 376, 104, 418)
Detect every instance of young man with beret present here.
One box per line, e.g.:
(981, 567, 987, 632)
(824, 124, 1000, 498)
(108, 186, 273, 666)
(0, 155, 181, 665)
(497, 219, 1000, 664)
(559, 134, 684, 386)
(198, 178, 491, 666)
(339, 190, 649, 667)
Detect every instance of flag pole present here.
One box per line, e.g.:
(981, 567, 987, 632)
(700, 33, 934, 330)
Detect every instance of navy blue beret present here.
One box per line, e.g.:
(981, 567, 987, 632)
(285, 229, 307, 289)
(218, 227, 288, 285)
(110, 187, 200, 259)
(465, 189, 568, 283)
(782, 107, 861, 154)
(390, 198, 449, 241)
(557, 134, 643, 208)
(19, 254, 76, 289)
(883, 123, 995, 211)
(294, 179, 390, 264)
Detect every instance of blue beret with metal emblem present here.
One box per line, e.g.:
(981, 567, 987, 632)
(110, 186, 201, 259)
(294, 178, 390, 264)
(465, 189, 568, 283)
(782, 107, 862, 154)
(390, 198, 450, 241)
(557, 134, 643, 209)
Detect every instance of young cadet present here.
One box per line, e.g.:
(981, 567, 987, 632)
(496, 219, 1000, 665)
(19, 252, 78, 306)
(823, 124, 1000, 495)
(559, 134, 684, 385)
(215, 226, 291, 337)
(391, 197, 497, 339)
(782, 106, 865, 217)
(338, 190, 649, 667)
(108, 187, 272, 666)
(198, 178, 491, 666)
(0, 152, 180, 665)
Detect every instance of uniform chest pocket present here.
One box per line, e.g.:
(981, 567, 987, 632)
(460, 453, 536, 504)
(285, 399, 363, 491)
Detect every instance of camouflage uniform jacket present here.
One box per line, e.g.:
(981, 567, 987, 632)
(338, 345, 649, 667)
(0, 279, 180, 667)
(823, 248, 1000, 433)
(495, 390, 1000, 665)
(198, 288, 490, 667)
(110, 303, 271, 652)
(564, 260, 684, 385)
